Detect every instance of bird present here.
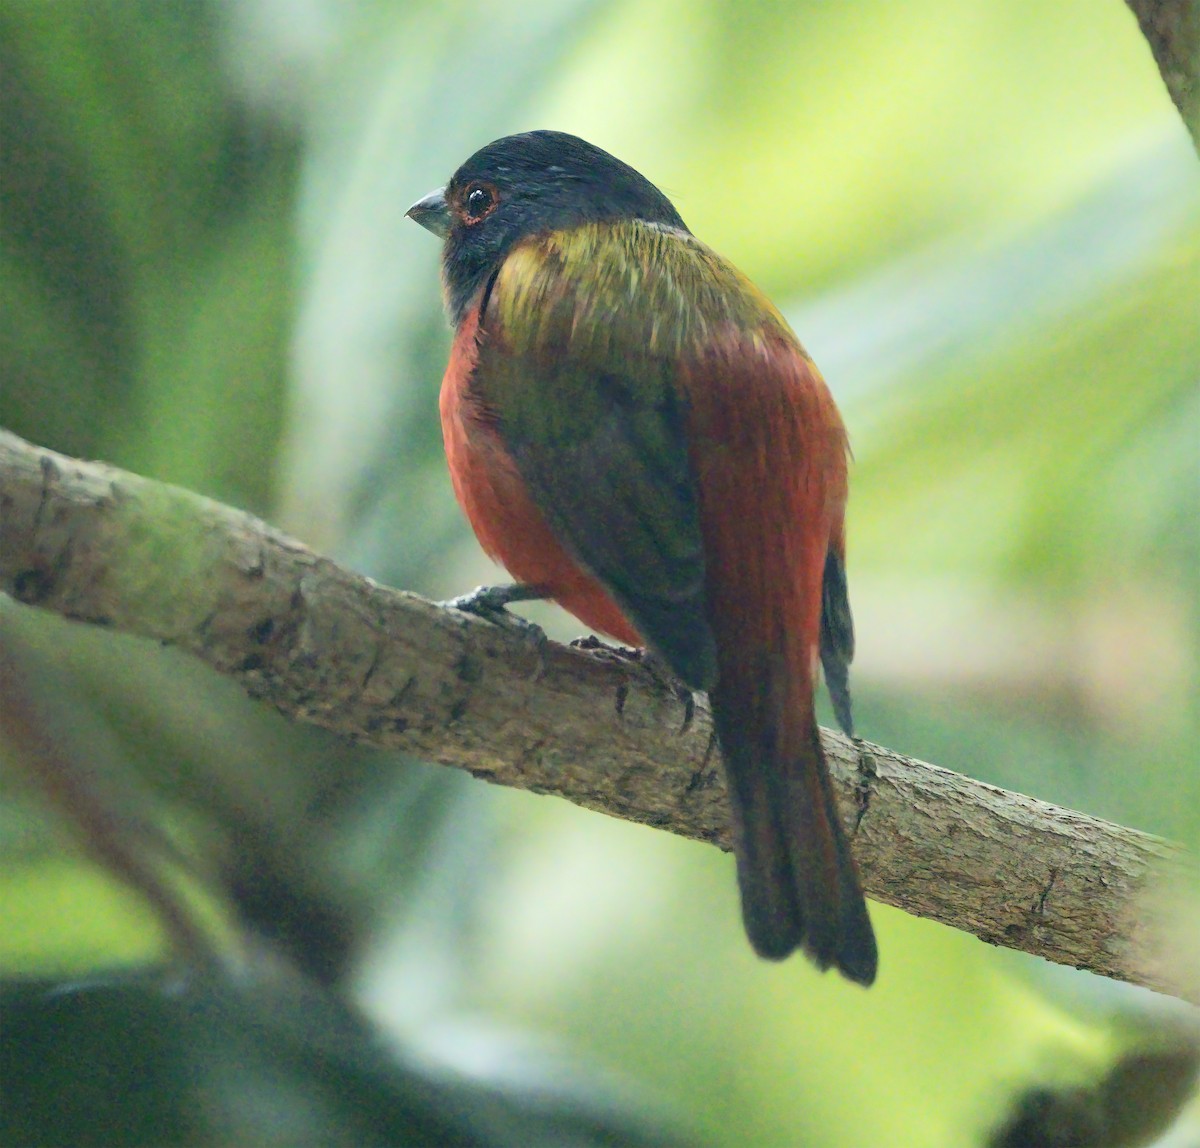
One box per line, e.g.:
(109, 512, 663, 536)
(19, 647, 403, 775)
(407, 130, 876, 984)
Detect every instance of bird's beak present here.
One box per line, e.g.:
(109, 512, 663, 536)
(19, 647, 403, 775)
(406, 187, 450, 238)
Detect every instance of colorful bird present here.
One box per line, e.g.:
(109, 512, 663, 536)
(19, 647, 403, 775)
(408, 131, 876, 984)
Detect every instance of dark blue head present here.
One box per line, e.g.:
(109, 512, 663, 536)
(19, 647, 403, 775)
(407, 130, 688, 325)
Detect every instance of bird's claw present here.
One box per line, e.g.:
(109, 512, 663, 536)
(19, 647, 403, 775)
(570, 636, 696, 732)
(638, 648, 698, 732)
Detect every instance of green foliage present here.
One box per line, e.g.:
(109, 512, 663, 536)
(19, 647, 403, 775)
(1, 0, 1197, 1145)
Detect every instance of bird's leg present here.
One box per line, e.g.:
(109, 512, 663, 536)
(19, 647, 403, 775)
(440, 583, 549, 671)
(442, 581, 548, 618)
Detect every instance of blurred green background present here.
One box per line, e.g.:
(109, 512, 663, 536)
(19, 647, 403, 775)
(2, 1, 1198, 1145)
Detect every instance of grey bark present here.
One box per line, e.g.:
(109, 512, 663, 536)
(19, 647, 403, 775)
(0, 429, 1193, 1002)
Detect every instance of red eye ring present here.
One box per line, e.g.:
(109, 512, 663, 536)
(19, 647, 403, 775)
(462, 182, 499, 224)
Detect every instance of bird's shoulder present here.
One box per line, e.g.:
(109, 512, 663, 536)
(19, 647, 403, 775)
(485, 219, 799, 362)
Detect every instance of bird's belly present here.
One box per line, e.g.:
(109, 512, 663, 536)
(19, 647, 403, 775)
(441, 382, 641, 647)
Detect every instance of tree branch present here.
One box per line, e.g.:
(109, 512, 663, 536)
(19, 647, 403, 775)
(1125, 0, 1200, 151)
(0, 429, 1193, 1002)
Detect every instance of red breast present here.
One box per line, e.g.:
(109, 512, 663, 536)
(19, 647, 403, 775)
(440, 302, 643, 646)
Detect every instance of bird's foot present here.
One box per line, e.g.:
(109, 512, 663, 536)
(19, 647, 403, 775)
(441, 583, 549, 675)
(569, 634, 638, 658)
(570, 637, 696, 732)
(442, 582, 546, 627)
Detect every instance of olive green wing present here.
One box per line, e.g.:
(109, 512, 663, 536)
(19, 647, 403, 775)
(472, 236, 719, 691)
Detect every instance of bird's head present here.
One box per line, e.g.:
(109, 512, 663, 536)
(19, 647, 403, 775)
(407, 130, 687, 324)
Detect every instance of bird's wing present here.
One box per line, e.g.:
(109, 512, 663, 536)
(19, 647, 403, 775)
(820, 538, 855, 736)
(469, 223, 726, 690)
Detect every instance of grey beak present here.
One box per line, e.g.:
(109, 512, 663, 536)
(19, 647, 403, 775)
(406, 187, 450, 238)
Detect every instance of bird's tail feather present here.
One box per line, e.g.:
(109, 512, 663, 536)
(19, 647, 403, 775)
(713, 685, 877, 985)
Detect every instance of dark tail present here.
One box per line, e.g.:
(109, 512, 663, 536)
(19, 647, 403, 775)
(712, 679, 877, 985)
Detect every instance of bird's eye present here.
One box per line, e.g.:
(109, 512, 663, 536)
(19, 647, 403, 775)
(462, 183, 498, 223)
